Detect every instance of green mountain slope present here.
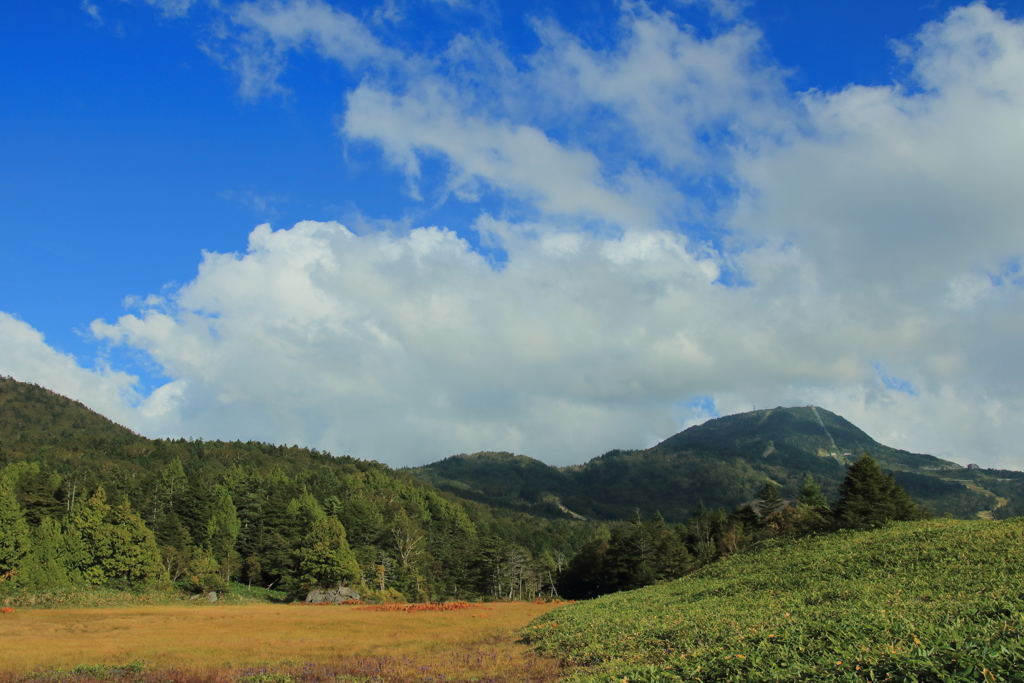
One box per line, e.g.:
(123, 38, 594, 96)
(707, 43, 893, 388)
(0, 377, 137, 453)
(0, 377, 593, 601)
(524, 518, 1024, 683)
(658, 405, 956, 471)
(406, 451, 585, 517)
(410, 406, 1017, 522)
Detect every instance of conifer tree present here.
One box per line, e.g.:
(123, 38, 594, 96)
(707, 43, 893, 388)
(604, 510, 657, 592)
(207, 485, 241, 580)
(188, 546, 227, 592)
(296, 516, 361, 590)
(15, 466, 64, 525)
(797, 475, 829, 509)
(834, 454, 926, 529)
(19, 517, 74, 589)
(107, 497, 168, 586)
(557, 530, 611, 599)
(0, 483, 32, 589)
(646, 512, 692, 580)
(758, 482, 784, 518)
(65, 487, 167, 587)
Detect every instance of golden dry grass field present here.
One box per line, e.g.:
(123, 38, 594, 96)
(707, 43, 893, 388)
(0, 602, 563, 683)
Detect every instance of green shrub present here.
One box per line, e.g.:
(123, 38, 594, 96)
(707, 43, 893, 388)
(524, 519, 1024, 682)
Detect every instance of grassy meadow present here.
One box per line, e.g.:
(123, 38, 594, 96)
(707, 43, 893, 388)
(0, 602, 562, 683)
(524, 519, 1024, 682)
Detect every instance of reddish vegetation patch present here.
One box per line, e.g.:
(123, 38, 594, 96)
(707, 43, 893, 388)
(352, 600, 573, 612)
(0, 651, 563, 683)
(357, 600, 483, 612)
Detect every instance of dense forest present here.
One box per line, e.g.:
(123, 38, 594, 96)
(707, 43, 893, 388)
(0, 378, 594, 601)
(0, 377, 1017, 604)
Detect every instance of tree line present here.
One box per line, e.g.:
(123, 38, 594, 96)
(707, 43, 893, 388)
(0, 378, 935, 603)
(0, 438, 929, 604)
(556, 454, 929, 598)
(0, 437, 594, 601)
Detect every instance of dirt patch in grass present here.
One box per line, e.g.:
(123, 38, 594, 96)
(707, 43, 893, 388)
(0, 602, 562, 683)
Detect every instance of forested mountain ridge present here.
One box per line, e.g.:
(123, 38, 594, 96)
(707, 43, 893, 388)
(0, 377, 592, 601)
(0, 376, 137, 452)
(407, 451, 586, 518)
(4, 377, 1023, 605)
(657, 405, 957, 471)
(410, 406, 1022, 522)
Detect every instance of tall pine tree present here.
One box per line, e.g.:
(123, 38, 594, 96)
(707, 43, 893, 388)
(834, 455, 927, 529)
(0, 483, 32, 590)
(797, 475, 830, 509)
(758, 482, 784, 519)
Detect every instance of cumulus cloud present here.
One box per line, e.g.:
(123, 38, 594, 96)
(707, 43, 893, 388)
(23, 1, 1024, 468)
(75, 209, 1020, 468)
(87, 220, 728, 462)
(733, 4, 1024, 286)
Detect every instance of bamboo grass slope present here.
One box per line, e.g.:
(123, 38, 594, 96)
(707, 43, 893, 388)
(523, 519, 1024, 682)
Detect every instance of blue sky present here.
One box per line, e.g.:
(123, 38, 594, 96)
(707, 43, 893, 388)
(3, 0, 1024, 468)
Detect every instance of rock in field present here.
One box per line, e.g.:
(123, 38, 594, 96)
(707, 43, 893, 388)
(305, 586, 361, 603)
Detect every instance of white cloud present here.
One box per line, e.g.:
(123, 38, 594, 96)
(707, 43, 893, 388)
(528, 7, 794, 173)
(219, 188, 286, 215)
(343, 80, 676, 225)
(733, 4, 1024, 287)
(210, 0, 401, 99)
(232, 0, 391, 66)
(134, 0, 197, 19)
(73, 211, 1020, 469)
(84, 220, 728, 462)
(81, 1, 104, 24)
(24, 1, 1024, 471)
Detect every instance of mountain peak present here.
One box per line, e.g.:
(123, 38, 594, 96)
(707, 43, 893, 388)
(659, 406, 872, 456)
(657, 405, 958, 471)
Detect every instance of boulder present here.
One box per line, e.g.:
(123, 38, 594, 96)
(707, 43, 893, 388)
(206, 591, 218, 603)
(305, 586, 361, 604)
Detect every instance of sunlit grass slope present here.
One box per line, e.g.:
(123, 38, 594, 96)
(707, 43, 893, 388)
(524, 519, 1024, 682)
(0, 602, 560, 683)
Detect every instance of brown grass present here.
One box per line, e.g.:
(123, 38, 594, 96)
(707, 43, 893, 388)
(0, 602, 563, 683)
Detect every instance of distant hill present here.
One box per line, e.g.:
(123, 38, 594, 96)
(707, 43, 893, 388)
(0, 377, 137, 449)
(410, 406, 1022, 522)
